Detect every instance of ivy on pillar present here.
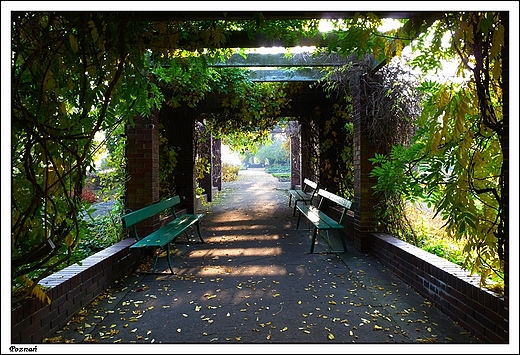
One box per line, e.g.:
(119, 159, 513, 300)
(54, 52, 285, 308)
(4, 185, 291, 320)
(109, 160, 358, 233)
(197, 122, 213, 203)
(300, 117, 318, 185)
(172, 109, 197, 214)
(125, 110, 160, 238)
(288, 121, 301, 190)
(212, 138, 222, 192)
(350, 72, 379, 252)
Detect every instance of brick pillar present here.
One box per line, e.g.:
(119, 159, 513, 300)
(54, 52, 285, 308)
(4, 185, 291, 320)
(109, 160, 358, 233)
(198, 124, 213, 202)
(351, 73, 379, 252)
(316, 105, 345, 193)
(289, 121, 301, 190)
(212, 138, 222, 191)
(172, 109, 196, 213)
(125, 111, 160, 238)
(300, 117, 315, 185)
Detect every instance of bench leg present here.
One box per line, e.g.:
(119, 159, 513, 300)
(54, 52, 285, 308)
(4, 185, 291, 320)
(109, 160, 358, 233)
(339, 230, 348, 253)
(296, 210, 302, 230)
(165, 243, 175, 274)
(195, 221, 205, 243)
(309, 227, 318, 253)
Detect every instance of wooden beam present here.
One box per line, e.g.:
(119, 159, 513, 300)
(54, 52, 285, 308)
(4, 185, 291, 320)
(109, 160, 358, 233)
(209, 52, 348, 67)
(248, 68, 325, 82)
(135, 11, 423, 22)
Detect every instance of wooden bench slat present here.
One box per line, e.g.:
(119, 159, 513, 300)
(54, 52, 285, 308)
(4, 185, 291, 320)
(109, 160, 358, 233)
(296, 205, 338, 230)
(288, 178, 318, 216)
(122, 196, 181, 229)
(317, 189, 352, 209)
(122, 196, 204, 274)
(295, 189, 352, 254)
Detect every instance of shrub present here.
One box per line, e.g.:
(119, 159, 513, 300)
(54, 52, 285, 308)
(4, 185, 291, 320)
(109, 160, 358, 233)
(81, 188, 98, 203)
(222, 163, 240, 182)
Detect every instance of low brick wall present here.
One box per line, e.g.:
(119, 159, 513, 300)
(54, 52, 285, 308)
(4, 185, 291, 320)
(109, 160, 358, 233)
(11, 232, 508, 344)
(369, 233, 508, 343)
(11, 238, 138, 344)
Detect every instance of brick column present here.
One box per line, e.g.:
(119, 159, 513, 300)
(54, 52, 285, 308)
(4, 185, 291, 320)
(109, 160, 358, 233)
(351, 73, 379, 251)
(125, 111, 160, 238)
(289, 121, 301, 190)
(198, 124, 213, 202)
(300, 117, 316, 185)
(212, 138, 222, 191)
(172, 109, 196, 213)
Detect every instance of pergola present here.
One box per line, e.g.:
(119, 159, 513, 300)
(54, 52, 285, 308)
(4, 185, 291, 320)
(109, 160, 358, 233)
(124, 11, 444, 252)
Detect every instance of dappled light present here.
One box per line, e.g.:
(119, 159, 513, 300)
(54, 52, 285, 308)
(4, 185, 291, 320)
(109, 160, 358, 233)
(10, 7, 510, 347)
(42, 169, 483, 346)
(188, 247, 284, 258)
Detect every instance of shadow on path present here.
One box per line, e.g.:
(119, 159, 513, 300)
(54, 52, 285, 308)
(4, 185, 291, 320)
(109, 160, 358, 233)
(48, 168, 481, 351)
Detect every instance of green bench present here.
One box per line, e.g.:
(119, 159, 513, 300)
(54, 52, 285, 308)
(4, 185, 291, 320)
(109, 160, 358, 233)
(122, 196, 205, 274)
(288, 178, 318, 216)
(296, 189, 352, 254)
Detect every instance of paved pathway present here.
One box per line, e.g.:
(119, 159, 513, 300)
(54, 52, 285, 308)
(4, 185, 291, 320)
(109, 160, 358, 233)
(47, 168, 482, 352)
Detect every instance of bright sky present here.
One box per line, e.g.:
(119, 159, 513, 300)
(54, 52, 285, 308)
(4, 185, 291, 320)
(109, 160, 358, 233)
(251, 18, 403, 55)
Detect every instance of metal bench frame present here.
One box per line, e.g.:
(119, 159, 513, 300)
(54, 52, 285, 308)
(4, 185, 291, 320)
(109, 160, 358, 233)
(288, 178, 318, 216)
(296, 189, 352, 254)
(122, 196, 204, 274)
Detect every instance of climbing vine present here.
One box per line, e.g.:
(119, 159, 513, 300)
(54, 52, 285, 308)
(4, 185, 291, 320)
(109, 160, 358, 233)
(11, 10, 507, 303)
(369, 12, 506, 291)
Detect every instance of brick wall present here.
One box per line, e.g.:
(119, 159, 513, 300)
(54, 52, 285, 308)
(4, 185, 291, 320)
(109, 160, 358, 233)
(11, 232, 508, 344)
(125, 113, 160, 237)
(369, 233, 508, 343)
(11, 238, 138, 344)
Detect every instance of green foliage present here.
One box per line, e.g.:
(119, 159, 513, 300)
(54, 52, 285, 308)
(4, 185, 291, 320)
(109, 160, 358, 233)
(421, 239, 466, 267)
(206, 76, 293, 153)
(11, 12, 162, 303)
(158, 132, 179, 198)
(265, 165, 290, 174)
(254, 135, 290, 166)
(73, 200, 125, 264)
(316, 102, 355, 199)
(370, 13, 505, 288)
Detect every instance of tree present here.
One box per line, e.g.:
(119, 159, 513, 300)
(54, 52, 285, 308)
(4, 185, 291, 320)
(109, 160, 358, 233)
(255, 134, 290, 166)
(370, 12, 507, 291)
(11, 12, 163, 303)
(10, 11, 320, 302)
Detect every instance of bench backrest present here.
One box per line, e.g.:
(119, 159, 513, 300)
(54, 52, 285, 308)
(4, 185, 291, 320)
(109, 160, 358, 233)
(316, 189, 352, 224)
(303, 178, 318, 192)
(302, 179, 319, 203)
(122, 195, 181, 230)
